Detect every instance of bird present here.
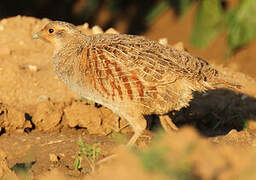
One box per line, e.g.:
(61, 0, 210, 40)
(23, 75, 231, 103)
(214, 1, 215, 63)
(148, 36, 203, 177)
(33, 21, 240, 145)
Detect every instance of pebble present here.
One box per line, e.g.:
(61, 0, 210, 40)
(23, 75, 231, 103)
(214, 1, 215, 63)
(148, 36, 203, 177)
(59, 153, 65, 157)
(105, 28, 119, 34)
(158, 38, 168, 45)
(228, 129, 238, 134)
(42, 18, 50, 23)
(92, 25, 104, 34)
(49, 153, 59, 163)
(248, 120, 256, 130)
(0, 19, 7, 25)
(37, 95, 48, 102)
(28, 64, 38, 72)
(172, 41, 185, 51)
(83, 22, 89, 29)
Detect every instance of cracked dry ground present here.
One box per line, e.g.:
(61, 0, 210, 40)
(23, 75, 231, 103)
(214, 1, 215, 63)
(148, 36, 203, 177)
(1, 16, 256, 179)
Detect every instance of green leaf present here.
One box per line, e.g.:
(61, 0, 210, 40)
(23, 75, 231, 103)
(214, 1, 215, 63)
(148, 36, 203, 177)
(179, 0, 193, 15)
(74, 156, 82, 171)
(138, 147, 169, 173)
(137, 146, 190, 180)
(87, 100, 95, 105)
(190, 0, 224, 48)
(146, 1, 170, 25)
(227, 0, 256, 52)
(77, 137, 85, 147)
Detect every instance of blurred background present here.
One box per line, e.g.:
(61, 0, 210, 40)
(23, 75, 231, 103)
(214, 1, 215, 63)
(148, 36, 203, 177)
(0, 0, 256, 77)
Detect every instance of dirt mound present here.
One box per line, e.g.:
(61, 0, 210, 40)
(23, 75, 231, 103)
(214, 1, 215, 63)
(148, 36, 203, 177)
(39, 128, 256, 180)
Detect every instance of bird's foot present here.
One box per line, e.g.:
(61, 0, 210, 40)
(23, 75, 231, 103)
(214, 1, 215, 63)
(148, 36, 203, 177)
(159, 115, 178, 133)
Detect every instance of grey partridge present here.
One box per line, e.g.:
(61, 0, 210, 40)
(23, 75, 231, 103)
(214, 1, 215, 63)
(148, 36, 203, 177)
(33, 21, 240, 145)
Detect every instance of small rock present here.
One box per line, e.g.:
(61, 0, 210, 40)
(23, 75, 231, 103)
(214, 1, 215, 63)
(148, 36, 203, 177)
(248, 120, 256, 130)
(241, 94, 248, 100)
(49, 153, 59, 163)
(83, 22, 89, 29)
(92, 25, 103, 34)
(227, 129, 238, 135)
(59, 153, 65, 157)
(37, 95, 48, 102)
(0, 19, 7, 25)
(158, 38, 168, 46)
(28, 64, 38, 72)
(225, 129, 240, 142)
(0, 47, 11, 56)
(172, 42, 185, 51)
(105, 28, 119, 34)
(42, 18, 50, 23)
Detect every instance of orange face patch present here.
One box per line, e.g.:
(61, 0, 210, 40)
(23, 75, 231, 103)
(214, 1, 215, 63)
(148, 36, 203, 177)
(37, 24, 64, 45)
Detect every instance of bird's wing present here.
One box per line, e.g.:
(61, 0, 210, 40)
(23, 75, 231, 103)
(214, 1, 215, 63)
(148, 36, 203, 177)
(88, 33, 218, 86)
(81, 34, 239, 114)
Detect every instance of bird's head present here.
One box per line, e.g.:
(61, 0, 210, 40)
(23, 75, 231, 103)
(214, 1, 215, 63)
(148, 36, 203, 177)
(33, 21, 83, 49)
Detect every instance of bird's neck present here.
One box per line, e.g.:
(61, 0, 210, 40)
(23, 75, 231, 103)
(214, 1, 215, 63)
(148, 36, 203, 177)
(52, 34, 88, 86)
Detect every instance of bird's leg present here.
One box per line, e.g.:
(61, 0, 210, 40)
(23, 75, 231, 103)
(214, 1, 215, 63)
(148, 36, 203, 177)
(126, 115, 147, 146)
(127, 130, 144, 146)
(159, 114, 178, 133)
(95, 115, 147, 166)
(91, 115, 143, 167)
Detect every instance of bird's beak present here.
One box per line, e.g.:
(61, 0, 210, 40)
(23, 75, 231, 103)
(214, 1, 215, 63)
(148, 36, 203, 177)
(32, 30, 43, 39)
(32, 29, 52, 44)
(32, 33, 39, 39)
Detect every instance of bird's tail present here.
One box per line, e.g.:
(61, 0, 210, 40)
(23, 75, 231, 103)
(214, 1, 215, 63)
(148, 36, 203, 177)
(209, 75, 242, 92)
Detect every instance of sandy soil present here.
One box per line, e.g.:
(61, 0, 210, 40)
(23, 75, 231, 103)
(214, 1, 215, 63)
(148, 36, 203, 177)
(0, 14, 256, 179)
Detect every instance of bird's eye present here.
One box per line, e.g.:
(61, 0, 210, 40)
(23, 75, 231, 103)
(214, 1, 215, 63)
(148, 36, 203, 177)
(49, 28, 54, 34)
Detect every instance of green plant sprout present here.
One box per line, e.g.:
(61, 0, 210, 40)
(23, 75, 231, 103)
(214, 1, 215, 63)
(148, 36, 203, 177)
(74, 138, 100, 173)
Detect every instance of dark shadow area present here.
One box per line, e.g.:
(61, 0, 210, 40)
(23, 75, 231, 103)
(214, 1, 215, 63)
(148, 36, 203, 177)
(0, 0, 166, 34)
(0, 0, 75, 23)
(24, 113, 35, 133)
(148, 89, 256, 137)
(0, 0, 235, 35)
(11, 161, 36, 176)
(0, 127, 6, 136)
